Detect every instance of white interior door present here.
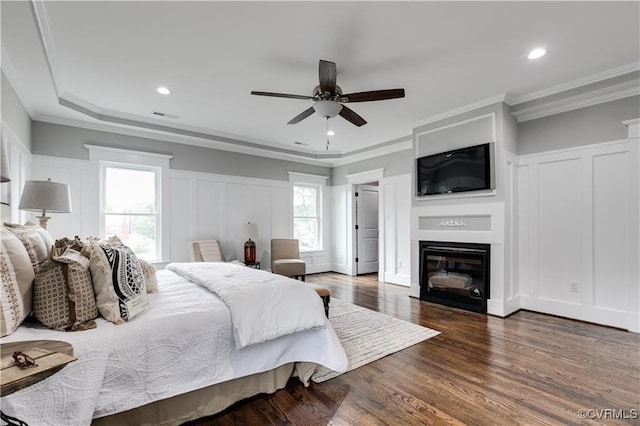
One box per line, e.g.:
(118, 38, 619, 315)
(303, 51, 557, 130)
(356, 184, 379, 275)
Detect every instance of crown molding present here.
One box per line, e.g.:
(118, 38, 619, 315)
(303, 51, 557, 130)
(410, 94, 508, 130)
(31, 0, 64, 96)
(509, 62, 640, 106)
(511, 79, 640, 123)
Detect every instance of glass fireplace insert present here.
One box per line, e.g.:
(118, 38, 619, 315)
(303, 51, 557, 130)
(419, 241, 490, 313)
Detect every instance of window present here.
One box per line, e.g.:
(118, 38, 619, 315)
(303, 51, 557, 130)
(293, 184, 321, 250)
(102, 164, 160, 261)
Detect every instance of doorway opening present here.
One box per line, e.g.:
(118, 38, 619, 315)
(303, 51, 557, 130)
(355, 182, 379, 275)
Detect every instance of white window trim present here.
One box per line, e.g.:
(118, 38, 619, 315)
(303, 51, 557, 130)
(288, 172, 328, 252)
(88, 145, 172, 261)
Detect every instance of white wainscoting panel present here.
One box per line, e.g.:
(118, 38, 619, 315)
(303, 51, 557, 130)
(592, 151, 629, 311)
(518, 139, 637, 330)
(382, 174, 411, 286)
(168, 169, 327, 271)
(27, 156, 332, 271)
(169, 176, 193, 262)
(536, 157, 583, 304)
(331, 184, 352, 275)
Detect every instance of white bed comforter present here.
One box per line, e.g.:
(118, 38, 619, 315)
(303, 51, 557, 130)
(166, 262, 327, 348)
(0, 269, 347, 426)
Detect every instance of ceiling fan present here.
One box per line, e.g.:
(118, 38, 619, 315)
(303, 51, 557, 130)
(251, 60, 405, 127)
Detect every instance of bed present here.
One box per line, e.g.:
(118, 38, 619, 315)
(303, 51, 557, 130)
(0, 247, 348, 425)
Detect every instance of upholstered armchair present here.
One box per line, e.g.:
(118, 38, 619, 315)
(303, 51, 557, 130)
(271, 239, 306, 281)
(191, 240, 225, 262)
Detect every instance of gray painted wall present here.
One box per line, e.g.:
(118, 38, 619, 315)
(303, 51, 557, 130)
(31, 121, 332, 183)
(331, 148, 413, 186)
(1, 72, 32, 149)
(517, 95, 639, 155)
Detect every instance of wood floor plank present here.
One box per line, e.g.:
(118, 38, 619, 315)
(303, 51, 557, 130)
(186, 272, 640, 426)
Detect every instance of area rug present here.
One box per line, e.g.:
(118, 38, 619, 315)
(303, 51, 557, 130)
(311, 298, 441, 383)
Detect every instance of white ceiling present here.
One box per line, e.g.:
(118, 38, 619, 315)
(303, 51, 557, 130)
(2, 1, 639, 164)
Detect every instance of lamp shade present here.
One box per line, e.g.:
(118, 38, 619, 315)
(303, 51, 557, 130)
(19, 179, 72, 213)
(243, 222, 258, 240)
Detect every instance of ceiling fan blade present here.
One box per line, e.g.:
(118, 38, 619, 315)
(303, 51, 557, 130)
(340, 88, 405, 103)
(287, 106, 316, 124)
(251, 91, 314, 101)
(339, 105, 367, 127)
(318, 60, 337, 95)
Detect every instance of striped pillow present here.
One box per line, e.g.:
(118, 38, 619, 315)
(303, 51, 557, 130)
(0, 228, 35, 336)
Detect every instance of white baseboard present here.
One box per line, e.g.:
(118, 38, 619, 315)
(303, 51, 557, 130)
(307, 263, 334, 275)
(503, 296, 521, 316)
(627, 312, 640, 333)
(520, 295, 633, 331)
(384, 272, 410, 286)
(330, 264, 354, 276)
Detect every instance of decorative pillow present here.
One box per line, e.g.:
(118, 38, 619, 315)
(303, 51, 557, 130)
(138, 259, 158, 293)
(4, 223, 51, 273)
(24, 221, 55, 251)
(33, 246, 98, 331)
(87, 238, 148, 324)
(0, 228, 36, 336)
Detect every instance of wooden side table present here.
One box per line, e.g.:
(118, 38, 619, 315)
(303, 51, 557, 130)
(1, 340, 75, 397)
(244, 261, 260, 269)
(1, 340, 76, 425)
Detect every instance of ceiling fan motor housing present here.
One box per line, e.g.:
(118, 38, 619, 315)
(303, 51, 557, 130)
(313, 84, 342, 100)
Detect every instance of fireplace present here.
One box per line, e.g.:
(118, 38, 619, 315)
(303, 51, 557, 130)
(419, 241, 490, 313)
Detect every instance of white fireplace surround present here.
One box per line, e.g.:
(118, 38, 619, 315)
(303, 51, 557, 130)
(411, 202, 516, 317)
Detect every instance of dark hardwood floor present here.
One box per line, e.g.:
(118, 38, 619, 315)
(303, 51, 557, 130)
(188, 272, 640, 425)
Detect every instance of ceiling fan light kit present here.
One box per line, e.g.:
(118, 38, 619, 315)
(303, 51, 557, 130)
(313, 100, 342, 118)
(251, 60, 405, 128)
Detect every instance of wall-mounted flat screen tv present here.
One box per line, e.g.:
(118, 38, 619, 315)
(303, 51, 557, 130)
(416, 143, 493, 196)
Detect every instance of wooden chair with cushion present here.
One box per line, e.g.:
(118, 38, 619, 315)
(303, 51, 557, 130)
(271, 239, 306, 281)
(191, 240, 224, 262)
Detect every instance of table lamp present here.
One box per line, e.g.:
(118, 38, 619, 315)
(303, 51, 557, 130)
(243, 222, 258, 263)
(18, 178, 72, 229)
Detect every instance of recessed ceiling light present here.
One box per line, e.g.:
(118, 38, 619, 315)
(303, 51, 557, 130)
(327, 130, 335, 136)
(528, 48, 547, 60)
(156, 87, 171, 95)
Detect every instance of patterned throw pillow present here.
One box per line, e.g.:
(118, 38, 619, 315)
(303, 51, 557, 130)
(33, 247, 98, 331)
(87, 239, 148, 324)
(0, 228, 35, 337)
